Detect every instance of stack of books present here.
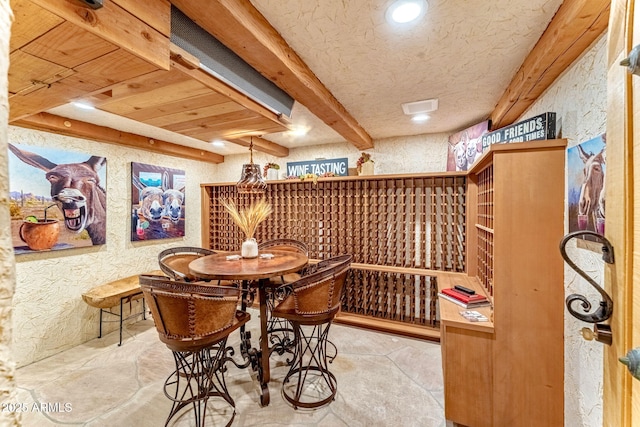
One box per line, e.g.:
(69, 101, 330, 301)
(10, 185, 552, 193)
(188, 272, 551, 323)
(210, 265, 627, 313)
(438, 286, 491, 309)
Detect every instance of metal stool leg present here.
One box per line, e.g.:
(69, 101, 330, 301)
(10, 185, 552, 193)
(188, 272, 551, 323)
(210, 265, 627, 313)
(266, 287, 295, 357)
(119, 297, 124, 346)
(281, 321, 337, 409)
(99, 308, 103, 338)
(97, 292, 146, 346)
(163, 340, 236, 427)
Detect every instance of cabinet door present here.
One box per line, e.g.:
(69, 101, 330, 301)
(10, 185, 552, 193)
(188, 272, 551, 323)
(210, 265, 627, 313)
(442, 326, 493, 427)
(491, 149, 565, 426)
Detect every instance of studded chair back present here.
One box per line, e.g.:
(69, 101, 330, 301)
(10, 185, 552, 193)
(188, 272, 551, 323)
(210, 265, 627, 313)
(273, 254, 351, 323)
(140, 275, 243, 352)
(158, 246, 215, 282)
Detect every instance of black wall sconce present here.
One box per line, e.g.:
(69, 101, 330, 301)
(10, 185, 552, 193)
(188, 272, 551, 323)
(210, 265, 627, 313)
(560, 230, 614, 345)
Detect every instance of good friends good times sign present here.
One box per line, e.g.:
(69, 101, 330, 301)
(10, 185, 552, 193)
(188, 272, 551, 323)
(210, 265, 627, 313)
(481, 112, 556, 150)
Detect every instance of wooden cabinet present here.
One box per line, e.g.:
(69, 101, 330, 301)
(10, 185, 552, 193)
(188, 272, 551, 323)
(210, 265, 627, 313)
(439, 274, 494, 427)
(440, 139, 566, 426)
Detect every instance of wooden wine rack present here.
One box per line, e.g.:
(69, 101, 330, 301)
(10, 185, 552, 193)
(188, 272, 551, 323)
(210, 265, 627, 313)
(344, 267, 439, 327)
(476, 164, 494, 295)
(202, 173, 467, 336)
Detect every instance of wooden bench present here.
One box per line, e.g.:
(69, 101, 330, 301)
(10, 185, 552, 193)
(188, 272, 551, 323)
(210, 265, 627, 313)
(82, 270, 165, 346)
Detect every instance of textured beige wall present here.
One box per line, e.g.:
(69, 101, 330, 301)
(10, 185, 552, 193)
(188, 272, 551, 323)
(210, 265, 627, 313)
(9, 129, 449, 369)
(0, 1, 19, 425)
(215, 133, 450, 183)
(9, 126, 217, 367)
(522, 35, 607, 427)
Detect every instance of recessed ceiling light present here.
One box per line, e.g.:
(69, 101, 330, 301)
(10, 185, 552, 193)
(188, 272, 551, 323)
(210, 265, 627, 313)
(211, 140, 225, 147)
(386, 0, 428, 24)
(71, 101, 95, 110)
(411, 114, 430, 122)
(289, 125, 309, 137)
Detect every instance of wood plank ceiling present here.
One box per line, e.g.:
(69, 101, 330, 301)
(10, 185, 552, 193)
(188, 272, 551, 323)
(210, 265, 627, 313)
(8, 0, 291, 164)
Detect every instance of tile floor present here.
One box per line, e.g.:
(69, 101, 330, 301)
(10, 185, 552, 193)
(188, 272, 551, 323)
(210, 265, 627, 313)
(15, 309, 449, 426)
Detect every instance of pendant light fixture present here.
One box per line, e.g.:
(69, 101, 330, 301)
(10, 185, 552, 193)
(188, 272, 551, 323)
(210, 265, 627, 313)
(236, 136, 267, 194)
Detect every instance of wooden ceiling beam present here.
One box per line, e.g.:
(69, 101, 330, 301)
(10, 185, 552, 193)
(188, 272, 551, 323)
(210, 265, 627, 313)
(171, 60, 288, 131)
(229, 135, 289, 158)
(14, 112, 224, 164)
(170, 0, 373, 150)
(490, 0, 610, 129)
(32, 0, 171, 71)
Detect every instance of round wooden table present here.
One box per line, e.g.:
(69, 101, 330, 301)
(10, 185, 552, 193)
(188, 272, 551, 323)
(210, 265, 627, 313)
(189, 250, 308, 282)
(189, 250, 308, 406)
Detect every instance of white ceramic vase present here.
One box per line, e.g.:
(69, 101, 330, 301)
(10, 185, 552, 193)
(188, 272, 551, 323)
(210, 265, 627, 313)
(267, 169, 279, 180)
(241, 238, 259, 258)
(359, 161, 374, 176)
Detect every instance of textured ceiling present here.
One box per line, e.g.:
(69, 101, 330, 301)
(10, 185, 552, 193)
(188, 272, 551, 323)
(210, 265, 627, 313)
(251, 0, 564, 147)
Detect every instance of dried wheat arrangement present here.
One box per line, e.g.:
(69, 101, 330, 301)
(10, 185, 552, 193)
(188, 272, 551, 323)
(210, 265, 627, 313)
(219, 198, 272, 240)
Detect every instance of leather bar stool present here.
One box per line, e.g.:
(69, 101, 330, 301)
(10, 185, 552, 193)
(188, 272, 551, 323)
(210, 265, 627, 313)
(139, 275, 250, 426)
(158, 246, 235, 286)
(270, 254, 352, 409)
(158, 246, 215, 282)
(257, 239, 309, 355)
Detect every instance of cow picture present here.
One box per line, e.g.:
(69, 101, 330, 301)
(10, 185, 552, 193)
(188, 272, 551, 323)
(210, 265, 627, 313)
(131, 162, 185, 241)
(8, 143, 107, 254)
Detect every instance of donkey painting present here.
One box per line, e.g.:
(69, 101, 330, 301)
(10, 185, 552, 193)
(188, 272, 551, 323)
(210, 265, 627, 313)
(139, 186, 165, 222)
(447, 121, 490, 172)
(131, 162, 185, 241)
(9, 143, 107, 246)
(163, 189, 184, 224)
(466, 134, 483, 169)
(576, 141, 606, 233)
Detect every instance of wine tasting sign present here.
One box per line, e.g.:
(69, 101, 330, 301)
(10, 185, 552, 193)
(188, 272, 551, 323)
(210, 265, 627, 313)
(286, 158, 348, 177)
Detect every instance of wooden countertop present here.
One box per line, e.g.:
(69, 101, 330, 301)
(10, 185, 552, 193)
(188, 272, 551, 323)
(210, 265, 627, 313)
(437, 272, 494, 333)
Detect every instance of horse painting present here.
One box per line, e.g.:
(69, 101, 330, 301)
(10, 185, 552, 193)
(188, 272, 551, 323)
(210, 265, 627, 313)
(577, 144, 605, 231)
(8, 143, 107, 247)
(568, 134, 606, 237)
